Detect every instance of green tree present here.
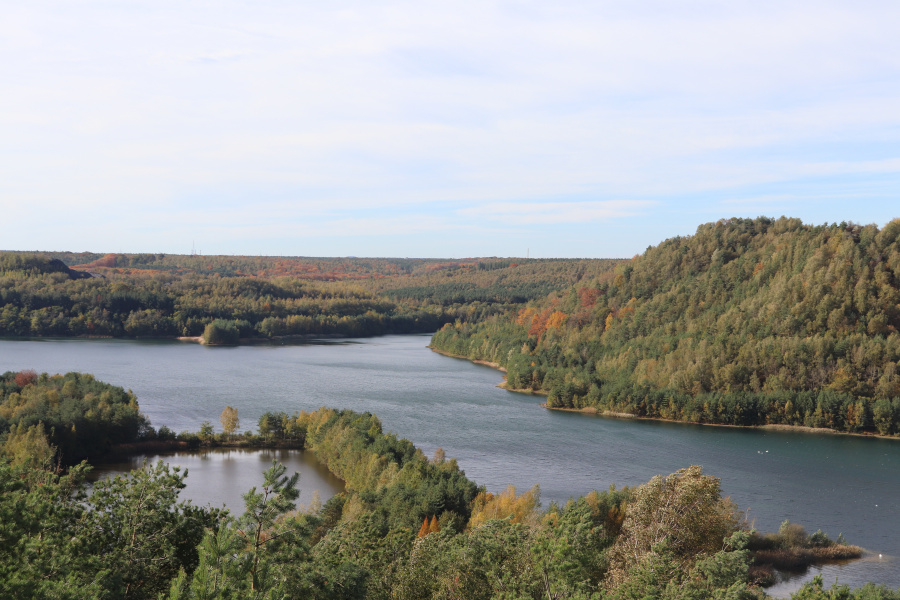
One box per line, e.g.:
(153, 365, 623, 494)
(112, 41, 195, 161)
(1, 422, 56, 468)
(238, 461, 302, 594)
(86, 461, 219, 599)
(202, 320, 240, 346)
(0, 461, 101, 599)
(169, 462, 315, 600)
(168, 520, 251, 600)
(199, 421, 215, 440)
(258, 412, 285, 443)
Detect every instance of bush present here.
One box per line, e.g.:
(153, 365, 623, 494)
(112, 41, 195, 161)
(157, 425, 176, 441)
(808, 529, 832, 548)
(202, 320, 240, 346)
(176, 431, 201, 448)
(778, 520, 808, 548)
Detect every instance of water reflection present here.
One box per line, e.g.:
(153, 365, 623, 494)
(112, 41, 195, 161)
(89, 448, 344, 512)
(767, 553, 897, 597)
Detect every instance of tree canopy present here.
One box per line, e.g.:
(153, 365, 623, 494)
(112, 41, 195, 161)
(432, 217, 900, 436)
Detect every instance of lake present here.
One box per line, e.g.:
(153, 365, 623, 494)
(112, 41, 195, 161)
(2, 334, 898, 596)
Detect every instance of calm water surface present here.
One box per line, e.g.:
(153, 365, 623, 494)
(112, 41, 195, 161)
(89, 448, 345, 513)
(2, 334, 898, 596)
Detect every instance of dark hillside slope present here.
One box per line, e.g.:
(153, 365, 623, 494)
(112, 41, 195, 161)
(431, 217, 900, 434)
(0, 253, 92, 280)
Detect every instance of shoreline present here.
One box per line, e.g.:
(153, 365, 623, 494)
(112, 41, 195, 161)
(101, 438, 306, 463)
(750, 544, 866, 588)
(4, 331, 405, 346)
(427, 345, 877, 579)
(431, 346, 899, 441)
(428, 346, 508, 373)
(543, 404, 900, 439)
(177, 333, 351, 345)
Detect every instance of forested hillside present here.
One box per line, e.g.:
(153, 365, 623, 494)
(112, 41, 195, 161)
(9, 216, 900, 434)
(0, 255, 440, 339)
(369, 258, 622, 305)
(432, 217, 900, 435)
(0, 251, 617, 342)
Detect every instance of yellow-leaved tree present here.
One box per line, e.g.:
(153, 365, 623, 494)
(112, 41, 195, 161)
(1, 422, 55, 468)
(468, 484, 541, 529)
(220, 406, 239, 439)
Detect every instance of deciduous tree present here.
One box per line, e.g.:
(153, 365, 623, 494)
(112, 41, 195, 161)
(220, 406, 239, 439)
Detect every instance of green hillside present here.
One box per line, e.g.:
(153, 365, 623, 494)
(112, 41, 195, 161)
(431, 217, 900, 435)
(0, 251, 617, 341)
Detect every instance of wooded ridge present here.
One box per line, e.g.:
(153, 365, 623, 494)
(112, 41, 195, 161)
(0, 252, 617, 342)
(431, 217, 900, 436)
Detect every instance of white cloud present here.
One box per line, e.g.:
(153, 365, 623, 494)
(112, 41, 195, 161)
(1, 1, 898, 254)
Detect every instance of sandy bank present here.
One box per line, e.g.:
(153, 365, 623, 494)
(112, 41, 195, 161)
(543, 405, 899, 439)
(429, 348, 899, 440)
(428, 347, 507, 372)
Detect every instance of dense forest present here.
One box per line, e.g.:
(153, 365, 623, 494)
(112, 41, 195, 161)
(0, 252, 616, 342)
(0, 370, 150, 464)
(0, 253, 443, 340)
(1, 394, 885, 600)
(431, 217, 900, 436)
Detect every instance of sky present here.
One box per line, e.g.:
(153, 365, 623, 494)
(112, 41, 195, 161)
(2, 1, 898, 259)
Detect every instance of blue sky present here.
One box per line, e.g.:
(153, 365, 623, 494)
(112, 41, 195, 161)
(2, 1, 898, 258)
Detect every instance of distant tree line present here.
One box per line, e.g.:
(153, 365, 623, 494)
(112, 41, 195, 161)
(1, 252, 621, 343)
(0, 257, 452, 340)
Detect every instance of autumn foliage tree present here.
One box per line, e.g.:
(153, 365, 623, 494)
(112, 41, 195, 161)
(468, 484, 541, 529)
(220, 406, 239, 439)
(14, 369, 38, 388)
(417, 516, 441, 538)
(607, 465, 743, 588)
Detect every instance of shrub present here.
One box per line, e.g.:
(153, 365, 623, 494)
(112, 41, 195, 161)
(202, 320, 240, 346)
